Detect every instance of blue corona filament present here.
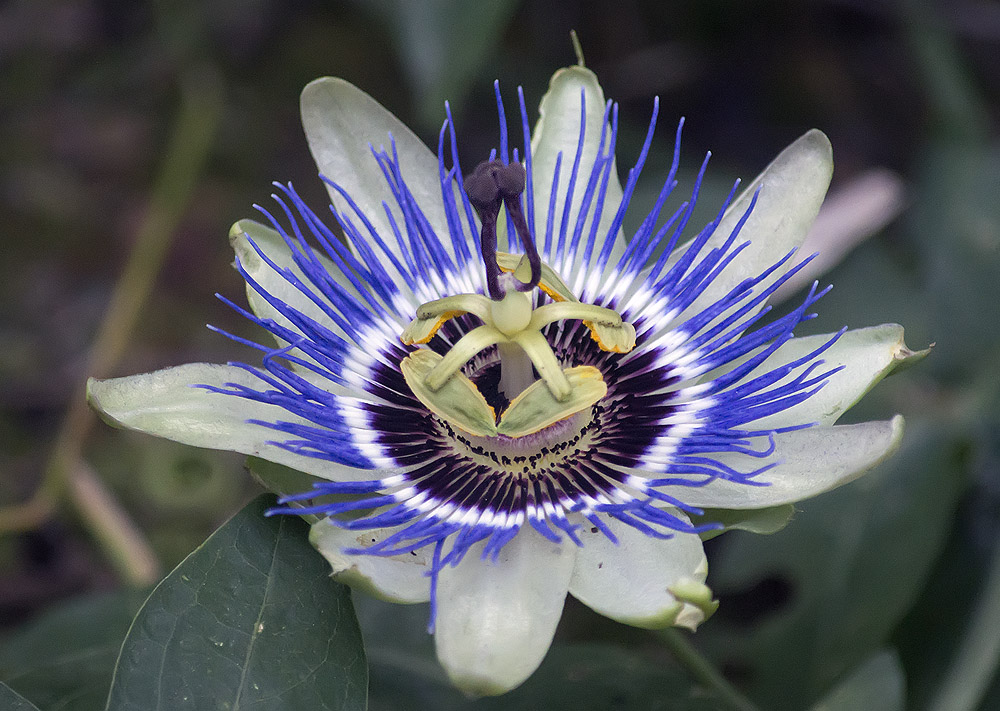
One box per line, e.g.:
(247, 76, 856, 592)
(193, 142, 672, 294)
(203, 83, 841, 625)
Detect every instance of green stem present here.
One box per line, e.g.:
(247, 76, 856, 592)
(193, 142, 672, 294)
(660, 628, 761, 711)
(85, 67, 224, 380)
(0, 66, 223, 588)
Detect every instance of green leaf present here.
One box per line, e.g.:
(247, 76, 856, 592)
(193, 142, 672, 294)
(105, 494, 367, 711)
(0, 682, 42, 711)
(907, 140, 1000, 376)
(808, 650, 905, 711)
(474, 644, 727, 711)
(697, 418, 966, 710)
(373, 643, 728, 710)
(0, 590, 146, 711)
(245, 456, 328, 524)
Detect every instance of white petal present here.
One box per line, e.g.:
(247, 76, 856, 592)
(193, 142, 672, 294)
(434, 527, 576, 696)
(677, 130, 833, 323)
(230, 219, 350, 340)
(87, 363, 373, 481)
(231, 219, 400, 395)
(310, 519, 430, 604)
(301, 78, 456, 270)
(530, 66, 626, 273)
(570, 514, 713, 630)
(655, 416, 904, 509)
(736, 324, 925, 429)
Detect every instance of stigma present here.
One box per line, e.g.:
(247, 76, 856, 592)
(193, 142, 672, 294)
(398, 159, 637, 439)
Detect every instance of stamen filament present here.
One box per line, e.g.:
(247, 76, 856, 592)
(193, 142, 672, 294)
(417, 294, 493, 321)
(528, 302, 623, 330)
(425, 325, 505, 391)
(511, 329, 572, 401)
(401, 294, 494, 344)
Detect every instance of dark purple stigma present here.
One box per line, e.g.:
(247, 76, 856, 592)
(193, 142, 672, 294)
(465, 160, 542, 300)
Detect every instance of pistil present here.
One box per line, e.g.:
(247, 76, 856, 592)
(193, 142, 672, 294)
(398, 157, 637, 438)
(465, 160, 541, 298)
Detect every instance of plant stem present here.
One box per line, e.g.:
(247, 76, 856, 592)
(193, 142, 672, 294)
(0, 66, 222, 587)
(660, 627, 761, 711)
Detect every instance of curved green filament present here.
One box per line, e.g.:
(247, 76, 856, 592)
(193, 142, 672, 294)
(401, 293, 495, 345)
(528, 302, 623, 330)
(416, 294, 493, 321)
(425, 325, 505, 391)
(511, 329, 572, 401)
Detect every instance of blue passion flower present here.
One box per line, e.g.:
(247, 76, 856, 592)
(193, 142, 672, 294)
(89, 65, 920, 695)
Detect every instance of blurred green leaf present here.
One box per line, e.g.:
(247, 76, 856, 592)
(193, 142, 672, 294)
(0, 590, 146, 711)
(808, 649, 905, 711)
(0, 682, 41, 711)
(697, 419, 966, 709)
(136, 440, 240, 514)
(360, 0, 520, 131)
(356, 597, 724, 710)
(902, 0, 989, 142)
(907, 141, 1000, 377)
(105, 494, 366, 711)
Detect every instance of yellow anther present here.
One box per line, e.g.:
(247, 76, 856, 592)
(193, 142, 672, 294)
(528, 301, 636, 354)
(586, 320, 637, 353)
(400, 350, 498, 437)
(401, 310, 462, 345)
(401, 294, 493, 345)
(497, 366, 607, 437)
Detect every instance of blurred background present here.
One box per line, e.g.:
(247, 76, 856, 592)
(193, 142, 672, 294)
(1, 0, 999, 709)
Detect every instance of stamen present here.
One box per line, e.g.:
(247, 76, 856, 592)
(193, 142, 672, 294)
(528, 301, 637, 354)
(425, 325, 506, 391)
(497, 365, 607, 437)
(400, 293, 493, 344)
(400, 349, 498, 437)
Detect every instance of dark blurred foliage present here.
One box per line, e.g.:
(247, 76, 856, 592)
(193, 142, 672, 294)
(1, 0, 999, 709)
